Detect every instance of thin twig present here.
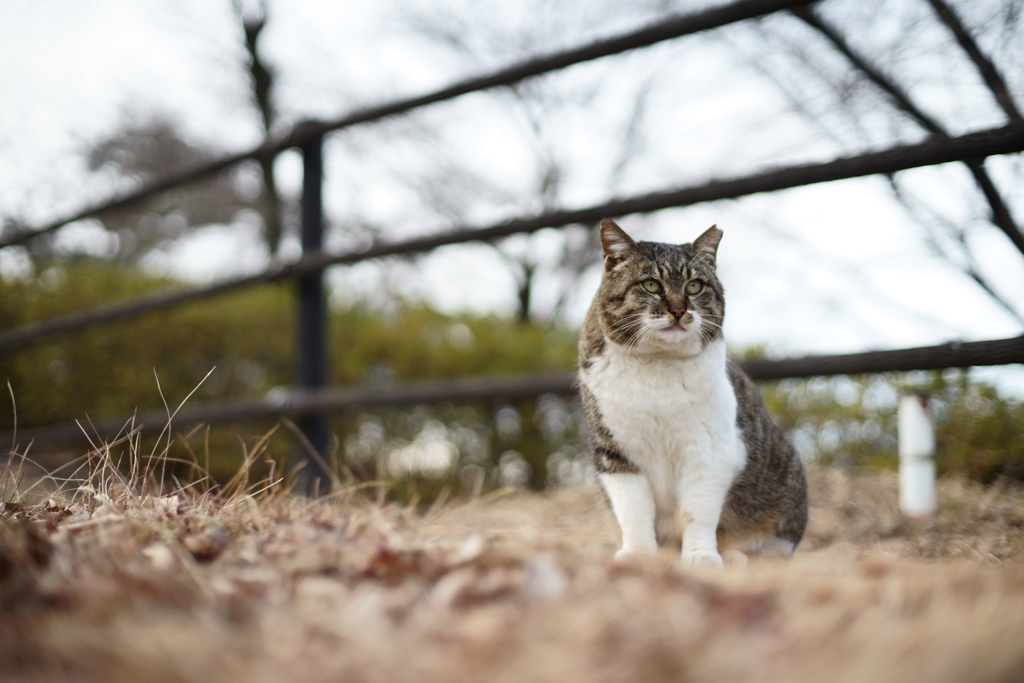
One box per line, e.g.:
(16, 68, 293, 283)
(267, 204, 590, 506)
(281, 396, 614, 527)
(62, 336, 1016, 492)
(147, 366, 217, 495)
(3, 382, 17, 502)
(791, 4, 1024, 259)
(280, 416, 345, 495)
(886, 176, 1024, 325)
(925, 0, 1023, 122)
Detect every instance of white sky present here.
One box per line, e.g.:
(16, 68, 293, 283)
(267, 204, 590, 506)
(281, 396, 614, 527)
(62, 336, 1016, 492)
(1, 0, 1023, 394)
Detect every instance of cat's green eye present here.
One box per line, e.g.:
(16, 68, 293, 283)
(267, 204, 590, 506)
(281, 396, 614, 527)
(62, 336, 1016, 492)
(642, 279, 661, 293)
(686, 280, 703, 295)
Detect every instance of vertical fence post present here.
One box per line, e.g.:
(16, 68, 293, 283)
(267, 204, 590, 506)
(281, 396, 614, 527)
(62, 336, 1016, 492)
(898, 393, 936, 516)
(296, 131, 330, 493)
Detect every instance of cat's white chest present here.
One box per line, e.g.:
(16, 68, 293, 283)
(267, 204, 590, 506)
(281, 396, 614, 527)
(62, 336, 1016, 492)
(582, 340, 744, 505)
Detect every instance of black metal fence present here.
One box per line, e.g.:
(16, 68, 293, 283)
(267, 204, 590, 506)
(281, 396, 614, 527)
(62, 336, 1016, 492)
(3, 0, 1024, 478)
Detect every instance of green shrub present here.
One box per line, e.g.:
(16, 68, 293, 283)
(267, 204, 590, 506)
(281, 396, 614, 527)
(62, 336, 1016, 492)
(0, 263, 582, 490)
(761, 369, 1024, 483)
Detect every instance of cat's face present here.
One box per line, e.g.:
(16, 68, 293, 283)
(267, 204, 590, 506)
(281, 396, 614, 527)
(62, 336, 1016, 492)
(595, 219, 725, 358)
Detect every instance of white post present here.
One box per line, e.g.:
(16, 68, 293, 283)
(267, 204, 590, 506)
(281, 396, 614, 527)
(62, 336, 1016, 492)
(898, 394, 936, 516)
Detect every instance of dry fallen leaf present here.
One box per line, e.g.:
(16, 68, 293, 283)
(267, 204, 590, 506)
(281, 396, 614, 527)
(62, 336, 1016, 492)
(142, 543, 177, 572)
(180, 523, 231, 562)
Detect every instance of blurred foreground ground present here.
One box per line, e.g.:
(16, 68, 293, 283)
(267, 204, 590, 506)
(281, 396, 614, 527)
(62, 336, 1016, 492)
(2, 466, 1024, 683)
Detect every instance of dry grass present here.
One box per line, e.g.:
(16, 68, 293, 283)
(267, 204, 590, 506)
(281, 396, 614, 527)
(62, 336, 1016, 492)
(3, 450, 1024, 683)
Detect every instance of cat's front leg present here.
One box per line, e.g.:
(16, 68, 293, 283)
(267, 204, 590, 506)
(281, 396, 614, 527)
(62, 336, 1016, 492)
(599, 472, 657, 560)
(677, 470, 732, 570)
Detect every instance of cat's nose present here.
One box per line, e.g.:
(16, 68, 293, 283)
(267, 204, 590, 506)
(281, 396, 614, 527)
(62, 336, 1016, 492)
(670, 307, 686, 319)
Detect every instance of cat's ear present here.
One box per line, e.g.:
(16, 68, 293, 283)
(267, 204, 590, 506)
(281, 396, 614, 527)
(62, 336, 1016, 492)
(599, 219, 636, 269)
(692, 225, 723, 263)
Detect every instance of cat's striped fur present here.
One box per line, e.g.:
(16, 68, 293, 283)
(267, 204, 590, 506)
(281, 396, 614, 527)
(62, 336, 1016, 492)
(578, 219, 807, 569)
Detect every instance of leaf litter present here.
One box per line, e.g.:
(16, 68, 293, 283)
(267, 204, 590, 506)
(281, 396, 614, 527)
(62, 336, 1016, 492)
(2, 448, 1024, 683)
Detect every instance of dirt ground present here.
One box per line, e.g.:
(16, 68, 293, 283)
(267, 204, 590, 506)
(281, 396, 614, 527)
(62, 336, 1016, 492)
(3, 466, 1024, 683)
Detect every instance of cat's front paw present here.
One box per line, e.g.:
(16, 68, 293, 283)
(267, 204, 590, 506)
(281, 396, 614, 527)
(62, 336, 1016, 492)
(614, 547, 656, 562)
(682, 549, 724, 571)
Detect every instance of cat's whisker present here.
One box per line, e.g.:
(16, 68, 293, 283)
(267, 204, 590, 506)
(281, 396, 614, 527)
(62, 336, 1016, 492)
(622, 325, 647, 356)
(697, 327, 709, 347)
(612, 313, 648, 330)
(621, 321, 653, 362)
(614, 318, 647, 333)
(628, 331, 653, 363)
(609, 312, 648, 355)
(615, 324, 648, 345)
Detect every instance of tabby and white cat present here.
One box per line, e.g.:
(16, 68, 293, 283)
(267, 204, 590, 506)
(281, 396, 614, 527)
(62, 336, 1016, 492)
(578, 219, 807, 570)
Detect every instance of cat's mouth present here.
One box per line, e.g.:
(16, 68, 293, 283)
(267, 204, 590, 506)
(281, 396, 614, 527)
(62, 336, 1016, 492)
(663, 322, 686, 332)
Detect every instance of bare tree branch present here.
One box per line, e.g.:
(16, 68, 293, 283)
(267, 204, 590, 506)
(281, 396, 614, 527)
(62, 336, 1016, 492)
(724, 22, 868, 150)
(925, 0, 1023, 123)
(398, 0, 653, 324)
(791, 4, 1024, 259)
(607, 75, 657, 190)
(234, 0, 285, 255)
(790, 6, 944, 133)
(885, 175, 1024, 324)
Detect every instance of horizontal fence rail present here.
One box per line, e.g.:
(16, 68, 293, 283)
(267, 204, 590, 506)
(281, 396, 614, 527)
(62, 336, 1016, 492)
(0, 0, 809, 250)
(4, 121, 1024, 352)
(9, 335, 1023, 447)
(6, 374, 581, 448)
(739, 334, 1024, 380)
